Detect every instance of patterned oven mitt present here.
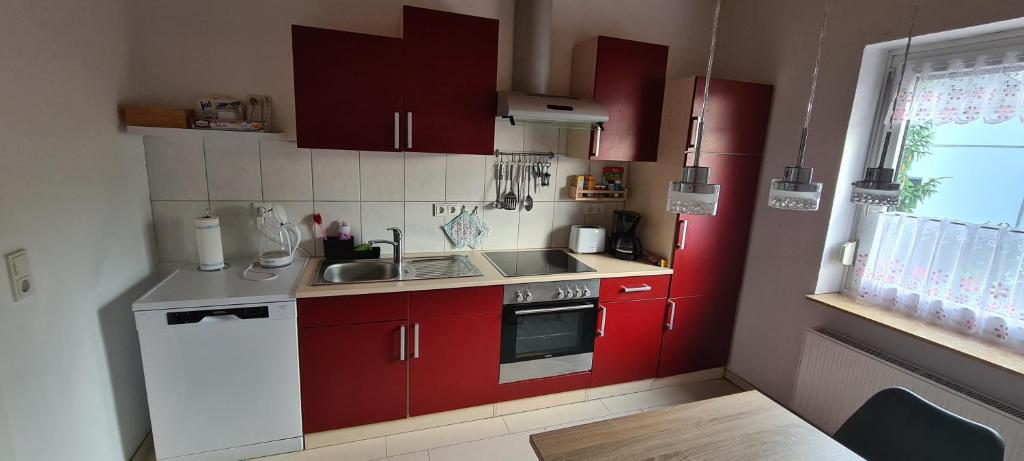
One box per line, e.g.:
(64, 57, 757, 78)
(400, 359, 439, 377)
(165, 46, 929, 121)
(443, 206, 491, 249)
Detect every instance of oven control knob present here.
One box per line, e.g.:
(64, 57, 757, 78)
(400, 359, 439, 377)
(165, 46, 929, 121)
(574, 287, 584, 298)
(556, 288, 566, 299)
(525, 291, 534, 302)
(582, 287, 592, 297)
(515, 291, 526, 303)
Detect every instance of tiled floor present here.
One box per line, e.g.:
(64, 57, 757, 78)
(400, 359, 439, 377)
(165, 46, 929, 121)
(255, 378, 741, 461)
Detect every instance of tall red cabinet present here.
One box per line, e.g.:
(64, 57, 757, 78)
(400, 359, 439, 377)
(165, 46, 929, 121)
(627, 77, 773, 378)
(292, 7, 498, 154)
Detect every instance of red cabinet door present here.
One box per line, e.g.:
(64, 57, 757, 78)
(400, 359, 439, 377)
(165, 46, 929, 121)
(688, 78, 774, 155)
(591, 298, 665, 387)
(658, 293, 739, 377)
(671, 153, 762, 298)
(408, 311, 501, 416)
(292, 25, 403, 151)
(299, 321, 408, 433)
(402, 6, 498, 155)
(593, 36, 668, 162)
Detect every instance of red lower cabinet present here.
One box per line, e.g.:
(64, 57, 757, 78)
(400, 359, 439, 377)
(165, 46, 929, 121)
(657, 292, 740, 377)
(409, 311, 501, 416)
(298, 320, 408, 433)
(591, 299, 666, 387)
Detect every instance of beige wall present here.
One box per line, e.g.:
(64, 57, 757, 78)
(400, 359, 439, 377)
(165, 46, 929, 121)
(0, 0, 157, 460)
(124, 0, 715, 135)
(716, 0, 1024, 408)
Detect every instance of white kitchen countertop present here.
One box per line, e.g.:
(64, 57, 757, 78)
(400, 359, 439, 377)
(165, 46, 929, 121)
(133, 257, 309, 311)
(296, 250, 673, 298)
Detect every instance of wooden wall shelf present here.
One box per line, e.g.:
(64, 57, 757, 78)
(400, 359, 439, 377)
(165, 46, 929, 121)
(568, 186, 627, 201)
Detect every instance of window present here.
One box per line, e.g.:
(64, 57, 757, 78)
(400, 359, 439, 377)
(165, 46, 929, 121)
(847, 31, 1024, 353)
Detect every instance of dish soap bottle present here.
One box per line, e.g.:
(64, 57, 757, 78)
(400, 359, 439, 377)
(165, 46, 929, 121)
(340, 221, 352, 240)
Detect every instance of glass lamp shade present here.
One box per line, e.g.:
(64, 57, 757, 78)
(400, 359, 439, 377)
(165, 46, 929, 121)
(768, 166, 822, 211)
(666, 166, 720, 216)
(850, 166, 902, 207)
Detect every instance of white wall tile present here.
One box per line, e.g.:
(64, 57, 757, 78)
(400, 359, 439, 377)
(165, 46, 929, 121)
(313, 149, 360, 201)
(404, 152, 446, 201)
(144, 135, 208, 200)
(517, 201, 554, 249)
(205, 136, 262, 200)
(404, 202, 445, 253)
(584, 202, 624, 230)
(524, 125, 559, 153)
(210, 201, 260, 258)
(360, 151, 405, 201)
(481, 205, 520, 250)
(151, 201, 209, 261)
(493, 119, 524, 152)
(261, 140, 313, 200)
(527, 155, 557, 202)
(553, 154, 590, 201)
(445, 154, 485, 202)
(551, 202, 587, 248)
(361, 202, 404, 255)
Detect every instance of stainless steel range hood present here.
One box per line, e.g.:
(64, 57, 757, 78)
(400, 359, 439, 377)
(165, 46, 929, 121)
(497, 0, 608, 130)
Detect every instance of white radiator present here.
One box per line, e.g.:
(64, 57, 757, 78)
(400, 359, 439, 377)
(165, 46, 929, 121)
(793, 329, 1024, 460)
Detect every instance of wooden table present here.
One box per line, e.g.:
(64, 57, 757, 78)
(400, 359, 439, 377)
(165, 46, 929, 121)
(530, 391, 862, 460)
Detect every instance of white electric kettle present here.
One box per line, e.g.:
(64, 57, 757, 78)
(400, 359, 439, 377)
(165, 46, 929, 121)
(255, 204, 301, 268)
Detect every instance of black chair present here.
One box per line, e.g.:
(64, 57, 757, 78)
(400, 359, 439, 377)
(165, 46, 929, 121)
(833, 387, 1005, 461)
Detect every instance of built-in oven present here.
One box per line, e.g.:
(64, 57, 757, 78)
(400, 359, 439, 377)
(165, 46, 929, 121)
(499, 279, 601, 384)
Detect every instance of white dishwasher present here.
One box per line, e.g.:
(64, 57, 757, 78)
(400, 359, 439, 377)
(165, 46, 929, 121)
(134, 260, 305, 461)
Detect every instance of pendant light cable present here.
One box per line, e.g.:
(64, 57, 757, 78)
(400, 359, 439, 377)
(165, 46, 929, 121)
(691, 0, 722, 168)
(796, 0, 832, 168)
(878, 0, 921, 169)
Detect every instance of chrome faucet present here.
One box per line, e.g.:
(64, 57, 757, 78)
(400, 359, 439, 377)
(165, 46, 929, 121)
(367, 227, 403, 271)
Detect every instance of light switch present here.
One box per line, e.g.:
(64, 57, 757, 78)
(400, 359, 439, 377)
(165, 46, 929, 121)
(6, 249, 33, 302)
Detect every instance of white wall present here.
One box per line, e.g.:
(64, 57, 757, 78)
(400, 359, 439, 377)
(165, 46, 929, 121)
(0, 1, 157, 460)
(716, 0, 1024, 409)
(125, 0, 714, 135)
(142, 124, 629, 262)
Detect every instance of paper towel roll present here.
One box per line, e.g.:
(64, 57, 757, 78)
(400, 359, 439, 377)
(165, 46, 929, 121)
(194, 215, 226, 271)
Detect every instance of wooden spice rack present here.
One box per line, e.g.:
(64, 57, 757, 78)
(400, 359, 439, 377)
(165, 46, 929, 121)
(568, 186, 628, 201)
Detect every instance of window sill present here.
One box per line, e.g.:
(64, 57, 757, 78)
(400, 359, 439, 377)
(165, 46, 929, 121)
(806, 293, 1024, 379)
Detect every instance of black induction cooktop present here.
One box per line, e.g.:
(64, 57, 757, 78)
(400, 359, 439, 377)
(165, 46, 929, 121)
(483, 250, 596, 277)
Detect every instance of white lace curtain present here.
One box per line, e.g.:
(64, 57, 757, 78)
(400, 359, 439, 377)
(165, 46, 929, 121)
(891, 51, 1024, 126)
(851, 212, 1024, 353)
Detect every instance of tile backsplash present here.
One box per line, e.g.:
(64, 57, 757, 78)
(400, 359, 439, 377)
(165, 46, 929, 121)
(144, 122, 627, 262)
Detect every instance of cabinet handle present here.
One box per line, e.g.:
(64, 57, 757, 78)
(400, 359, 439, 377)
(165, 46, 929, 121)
(687, 116, 698, 149)
(393, 112, 400, 150)
(399, 324, 406, 361)
(621, 284, 652, 293)
(665, 299, 677, 331)
(406, 112, 413, 149)
(597, 305, 607, 337)
(677, 220, 688, 250)
(591, 127, 601, 158)
(413, 323, 420, 359)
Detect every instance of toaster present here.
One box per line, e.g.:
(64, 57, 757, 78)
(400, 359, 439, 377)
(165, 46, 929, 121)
(568, 225, 606, 254)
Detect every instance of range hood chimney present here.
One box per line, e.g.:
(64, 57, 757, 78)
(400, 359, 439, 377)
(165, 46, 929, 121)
(498, 0, 608, 130)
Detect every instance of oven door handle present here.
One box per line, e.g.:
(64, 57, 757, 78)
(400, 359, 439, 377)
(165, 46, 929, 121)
(514, 304, 595, 316)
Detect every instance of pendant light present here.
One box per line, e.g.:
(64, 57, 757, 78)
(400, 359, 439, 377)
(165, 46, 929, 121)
(850, 0, 921, 206)
(666, 0, 723, 216)
(767, 0, 832, 212)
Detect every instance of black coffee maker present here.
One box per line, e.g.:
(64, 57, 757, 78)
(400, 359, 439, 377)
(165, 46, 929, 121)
(607, 210, 642, 260)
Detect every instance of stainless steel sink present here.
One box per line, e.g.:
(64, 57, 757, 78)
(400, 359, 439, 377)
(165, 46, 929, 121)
(313, 255, 483, 285)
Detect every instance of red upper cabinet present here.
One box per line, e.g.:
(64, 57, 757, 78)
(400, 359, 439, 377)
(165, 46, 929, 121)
(571, 36, 668, 162)
(688, 78, 774, 155)
(591, 298, 665, 387)
(402, 6, 498, 155)
(408, 287, 502, 416)
(658, 292, 739, 377)
(292, 25, 403, 151)
(671, 153, 762, 298)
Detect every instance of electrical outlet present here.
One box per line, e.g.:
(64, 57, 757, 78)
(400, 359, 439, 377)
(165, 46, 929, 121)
(584, 204, 604, 215)
(251, 202, 272, 218)
(433, 203, 462, 217)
